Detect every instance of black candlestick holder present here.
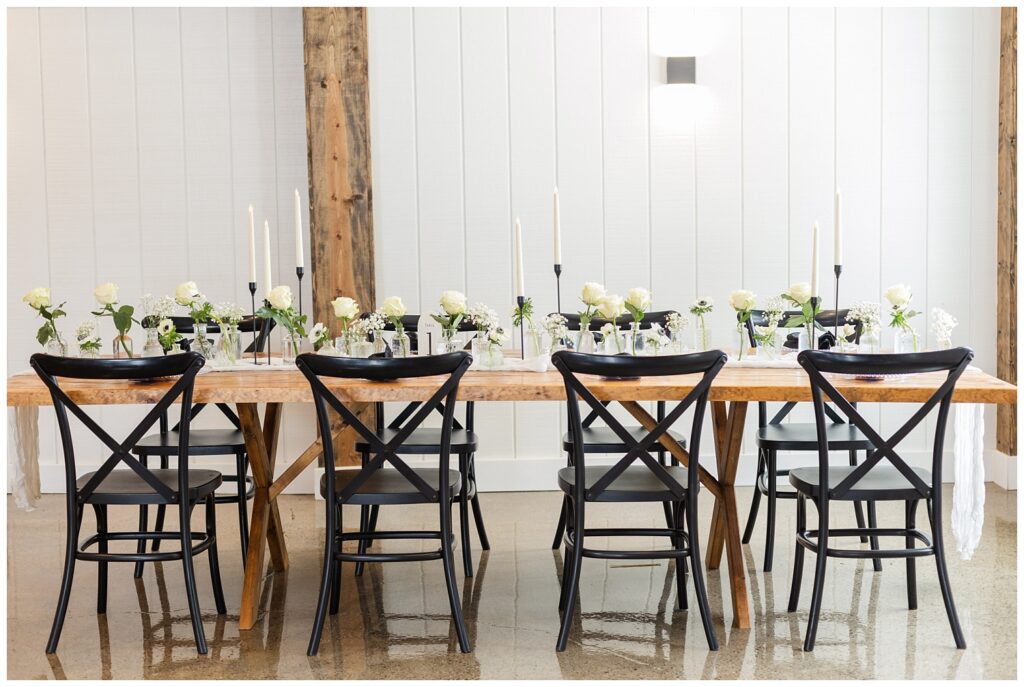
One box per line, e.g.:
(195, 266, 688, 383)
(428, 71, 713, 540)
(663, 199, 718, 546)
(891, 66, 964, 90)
(833, 264, 843, 343)
(248, 281, 260, 365)
(810, 295, 821, 350)
(517, 295, 526, 360)
(296, 266, 304, 318)
(554, 263, 562, 315)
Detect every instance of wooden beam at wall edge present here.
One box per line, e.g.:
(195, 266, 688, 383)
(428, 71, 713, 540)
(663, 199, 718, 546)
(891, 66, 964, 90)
(303, 7, 376, 465)
(998, 7, 1017, 457)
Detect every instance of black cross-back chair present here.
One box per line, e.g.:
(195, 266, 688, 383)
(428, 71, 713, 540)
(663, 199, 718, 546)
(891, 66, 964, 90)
(360, 313, 489, 577)
(789, 347, 974, 651)
(551, 349, 726, 652)
(132, 315, 273, 575)
(31, 352, 226, 656)
(296, 351, 474, 656)
(739, 309, 880, 572)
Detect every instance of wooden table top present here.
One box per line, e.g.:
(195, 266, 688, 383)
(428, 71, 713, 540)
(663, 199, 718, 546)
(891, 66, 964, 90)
(6, 365, 1016, 406)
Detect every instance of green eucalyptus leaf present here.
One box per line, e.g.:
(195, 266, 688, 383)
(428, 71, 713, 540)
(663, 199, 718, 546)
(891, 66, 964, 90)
(36, 323, 52, 345)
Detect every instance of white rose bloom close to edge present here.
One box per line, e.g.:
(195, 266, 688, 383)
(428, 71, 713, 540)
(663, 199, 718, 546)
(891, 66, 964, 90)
(175, 281, 200, 306)
(440, 290, 467, 316)
(729, 289, 757, 311)
(597, 294, 625, 320)
(23, 287, 51, 309)
(331, 296, 360, 320)
(267, 285, 293, 310)
(580, 282, 606, 306)
(625, 287, 652, 311)
(381, 296, 406, 318)
(94, 282, 119, 306)
(884, 284, 912, 307)
(785, 282, 812, 305)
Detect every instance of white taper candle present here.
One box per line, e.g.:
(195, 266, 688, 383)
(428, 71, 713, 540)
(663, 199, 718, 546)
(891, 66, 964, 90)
(263, 219, 273, 292)
(553, 187, 562, 264)
(834, 190, 843, 266)
(514, 217, 525, 298)
(247, 204, 256, 283)
(811, 222, 820, 297)
(294, 189, 304, 269)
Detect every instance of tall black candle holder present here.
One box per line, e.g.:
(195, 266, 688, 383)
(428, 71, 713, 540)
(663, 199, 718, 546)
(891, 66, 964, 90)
(296, 266, 304, 318)
(248, 281, 260, 365)
(833, 264, 843, 343)
(553, 264, 562, 315)
(516, 295, 526, 360)
(810, 295, 820, 350)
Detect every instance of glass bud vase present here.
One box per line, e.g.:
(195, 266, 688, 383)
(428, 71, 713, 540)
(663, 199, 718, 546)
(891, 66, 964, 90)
(217, 323, 242, 364)
(113, 334, 134, 359)
(45, 336, 67, 357)
(629, 322, 645, 356)
(936, 336, 952, 350)
(694, 323, 712, 351)
(859, 327, 881, 354)
(736, 324, 747, 361)
(577, 327, 597, 354)
(373, 332, 388, 355)
(796, 329, 812, 352)
(438, 327, 460, 354)
(391, 331, 410, 358)
(78, 344, 100, 359)
(282, 333, 302, 364)
(351, 339, 375, 358)
(602, 329, 623, 355)
(193, 323, 216, 359)
(471, 337, 503, 369)
(668, 329, 685, 354)
(894, 329, 919, 354)
(142, 327, 163, 358)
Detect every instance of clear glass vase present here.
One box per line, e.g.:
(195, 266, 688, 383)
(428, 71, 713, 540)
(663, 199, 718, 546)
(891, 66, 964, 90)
(282, 334, 302, 364)
(797, 328, 812, 352)
(936, 336, 952, 350)
(859, 327, 881, 354)
(577, 327, 596, 354)
(602, 329, 624, 355)
(142, 327, 163, 358)
(113, 334, 134, 359)
(373, 332, 388, 355)
(193, 323, 216, 359)
(524, 328, 546, 358)
(217, 323, 242, 364)
(45, 336, 67, 357)
(438, 327, 461, 354)
(694, 322, 712, 351)
(629, 322, 645, 356)
(894, 329, 920, 353)
(667, 329, 686, 354)
(351, 339, 375, 358)
(78, 344, 100, 359)
(736, 324, 748, 361)
(391, 331, 411, 358)
(471, 337, 504, 369)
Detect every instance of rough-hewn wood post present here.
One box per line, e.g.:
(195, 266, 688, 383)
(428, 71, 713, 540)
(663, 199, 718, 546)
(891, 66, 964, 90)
(303, 7, 375, 465)
(998, 7, 1017, 457)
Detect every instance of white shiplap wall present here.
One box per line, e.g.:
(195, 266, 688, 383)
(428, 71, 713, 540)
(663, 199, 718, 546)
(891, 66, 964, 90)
(7, 7, 1008, 493)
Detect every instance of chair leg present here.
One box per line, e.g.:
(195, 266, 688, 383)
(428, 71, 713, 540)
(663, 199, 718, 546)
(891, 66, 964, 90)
(551, 497, 568, 550)
(849, 450, 869, 543)
(366, 505, 380, 548)
(236, 452, 250, 564)
(787, 494, 807, 613)
(459, 453, 474, 578)
(467, 453, 490, 550)
(764, 449, 777, 572)
(94, 505, 108, 614)
(330, 504, 344, 616)
(307, 497, 338, 656)
(866, 501, 882, 572)
(803, 499, 830, 652)
(354, 505, 370, 577)
(180, 502, 208, 655)
(686, 493, 718, 651)
(742, 449, 765, 545)
(556, 498, 585, 652)
(206, 496, 227, 615)
(134, 456, 150, 579)
(152, 455, 169, 552)
(672, 501, 688, 611)
(929, 497, 966, 649)
(440, 500, 471, 652)
(906, 499, 918, 610)
(47, 504, 82, 654)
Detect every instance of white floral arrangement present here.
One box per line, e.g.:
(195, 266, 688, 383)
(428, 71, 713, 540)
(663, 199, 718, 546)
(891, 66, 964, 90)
(365, 309, 388, 333)
(846, 301, 881, 333)
(931, 308, 958, 346)
(665, 311, 690, 335)
(309, 322, 332, 352)
(24, 286, 66, 350)
(884, 284, 919, 333)
(331, 296, 360, 332)
(75, 321, 102, 353)
(176, 281, 213, 323)
(689, 297, 713, 318)
(212, 302, 245, 326)
(542, 313, 569, 343)
(91, 282, 137, 356)
(762, 296, 785, 325)
(597, 294, 626, 320)
(156, 318, 181, 351)
(645, 322, 667, 350)
(600, 322, 623, 353)
(624, 287, 652, 324)
(257, 285, 307, 341)
(577, 282, 606, 331)
(432, 290, 467, 330)
(485, 326, 508, 346)
(468, 302, 500, 332)
(139, 294, 177, 329)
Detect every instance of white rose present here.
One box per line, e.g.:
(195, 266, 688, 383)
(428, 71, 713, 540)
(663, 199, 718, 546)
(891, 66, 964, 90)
(439, 290, 467, 316)
(175, 281, 200, 306)
(729, 289, 757, 312)
(625, 287, 652, 312)
(331, 296, 360, 320)
(157, 318, 174, 335)
(884, 284, 912, 308)
(381, 296, 407, 318)
(581, 282, 606, 307)
(267, 285, 293, 310)
(94, 282, 119, 306)
(784, 282, 812, 305)
(597, 294, 625, 319)
(23, 287, 51, 309)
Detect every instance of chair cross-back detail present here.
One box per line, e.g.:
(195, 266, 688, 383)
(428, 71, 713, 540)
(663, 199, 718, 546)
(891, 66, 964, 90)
(296, 352, 474, 657)
(30, 353, 226, 655)
(789, 348, 973, 651)
(551, 350, 727, 652)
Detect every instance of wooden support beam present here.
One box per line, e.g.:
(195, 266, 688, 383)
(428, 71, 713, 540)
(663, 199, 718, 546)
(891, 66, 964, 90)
(998, 8, 1017, 456)
(303, 7, 375, 465)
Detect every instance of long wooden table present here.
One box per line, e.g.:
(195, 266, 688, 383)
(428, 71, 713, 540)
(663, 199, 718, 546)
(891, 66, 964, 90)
(6, 364, 1016, 632)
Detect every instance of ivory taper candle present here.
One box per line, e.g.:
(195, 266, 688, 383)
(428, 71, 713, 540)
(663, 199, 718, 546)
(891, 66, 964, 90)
(263, 219, 273, 292)
(811, 222, 820, 297)
(247, 204, 256, 283)
(834, 190, 843, 265)
(294, 189, 304, 269)
(514, 217, 526, 298)
(553, 187, 562, 264)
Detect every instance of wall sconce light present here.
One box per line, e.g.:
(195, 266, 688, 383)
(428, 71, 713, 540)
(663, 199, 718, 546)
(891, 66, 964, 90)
(666, 56, 696, 84)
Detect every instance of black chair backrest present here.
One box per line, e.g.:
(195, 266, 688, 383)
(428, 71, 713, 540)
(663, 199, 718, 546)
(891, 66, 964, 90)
(556, 310, 675, 332)
(743, 308, 861, 347)
(798, 347, 973, 501)
(552, 350, 726, 501)
(296, 352, 472, 503)
(30, 352, 206, 503)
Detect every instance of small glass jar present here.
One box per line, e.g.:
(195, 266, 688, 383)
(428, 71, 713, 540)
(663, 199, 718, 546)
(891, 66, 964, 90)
(471, 337, 504, 370)
(193, 323, 216, 359)
(602, 328, 623, 355)
(894, 329, 920, 354)
(524, 328, 546, 359)
(391, 331, 411, 358)
(936, 336, 953, 350)
(694, 323, 712, 351)
(216, 323, 242, 364)
(142, 327, 163, 358)
(859, 327, 881, 354)
(667, 329, 686, 354)
(282, 333, 302, 364)
(735, 324, 748, 361)
(45, 336, 67, 357)
(438, 327, 461, 354)
(629, 322, 645, 356)
(113, 334, 134, 359)
(351, 339, 375, 358)
(373, 332, 388, 355)
(796, 329, 813, 352)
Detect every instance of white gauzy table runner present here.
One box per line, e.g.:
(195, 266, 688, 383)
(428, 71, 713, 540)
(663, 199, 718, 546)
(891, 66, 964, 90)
(8, 355, 988, 558)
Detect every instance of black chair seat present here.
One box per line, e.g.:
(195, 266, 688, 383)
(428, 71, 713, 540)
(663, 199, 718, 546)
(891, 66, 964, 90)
(354, 428, 477, 454)
(320, 468, 463, 505)
(562, 427, 687, 454)
(557, 465, 691, 503)
(76, 468, 223, 505)
(134, 429, 246, 456)
(756, 422, 872, 451)
(789, 465, 932, 501)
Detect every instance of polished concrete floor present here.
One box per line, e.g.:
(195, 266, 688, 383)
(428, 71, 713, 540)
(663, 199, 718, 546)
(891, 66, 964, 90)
(7, 485, 1017, 679)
